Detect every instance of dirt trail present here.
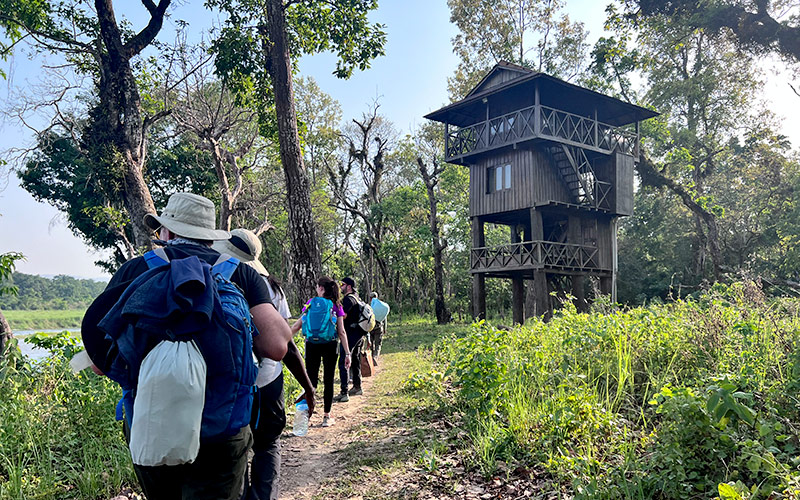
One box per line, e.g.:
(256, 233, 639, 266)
(279, 373, 378, 499)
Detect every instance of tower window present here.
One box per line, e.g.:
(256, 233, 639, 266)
(487, 164, 512, 193)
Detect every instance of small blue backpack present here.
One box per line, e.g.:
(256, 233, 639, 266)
(302, 297, 337, 343)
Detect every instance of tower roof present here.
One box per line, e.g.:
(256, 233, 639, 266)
(425, 62, 658, 127)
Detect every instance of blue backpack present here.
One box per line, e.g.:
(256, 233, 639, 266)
(114, 248, 258, 440)
(302, 297, 337, 343)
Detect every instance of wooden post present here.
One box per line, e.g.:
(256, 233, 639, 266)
(472, 216, 486, 320)
(511, 224, 524, 323)
(534, 83, 541, 136)
(529, 208, 549, 317)
(512, 274, 525, 324)
(611, 216, 618, 303)
(445, 122, 450, 158)
(567, 214, 587, 311)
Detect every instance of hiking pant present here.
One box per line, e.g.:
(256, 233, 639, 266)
(305, 340, 338, 413)
(339, 336, 364, 393)
(371, 321, 384, 361)
(246, 372, 285, 500)
(132, 426, 252, 500)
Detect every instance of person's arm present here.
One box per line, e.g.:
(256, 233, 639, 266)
(290, 317, 302, 335)
(251, 303, 291, 361)
(337, 316, 351, 370)
(283, 339, 315, 418)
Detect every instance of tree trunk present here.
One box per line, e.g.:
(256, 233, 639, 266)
(0, 309, 11, 363)
(637, 152, 721, 280)
(418, 158, 451, 324)
(263, 0, 322, 305)
(95, 0, 169, 252)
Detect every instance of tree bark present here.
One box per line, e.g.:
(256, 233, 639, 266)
(418, 157, 452, 324)
(262, 0, 322, 304)
(0, 309, 11, 363)
(637, 152, 721, 280)
(94, 0, 170, 251)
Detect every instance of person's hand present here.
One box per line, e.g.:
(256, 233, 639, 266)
(344, 353, 351, 371)
(295, 390, 316, 418)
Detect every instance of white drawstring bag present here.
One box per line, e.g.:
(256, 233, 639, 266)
(129, 339, 206, 466)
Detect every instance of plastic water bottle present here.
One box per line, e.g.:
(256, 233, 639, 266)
(292, 399, 309, 437)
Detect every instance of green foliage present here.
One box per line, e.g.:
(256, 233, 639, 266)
(0, 272, 106, 311)
(412, 282, 800, 498)
(0, 253, 23, 297)
(0, 336, 135, 499)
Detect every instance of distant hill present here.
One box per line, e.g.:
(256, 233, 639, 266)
(0, 272, 108, 310)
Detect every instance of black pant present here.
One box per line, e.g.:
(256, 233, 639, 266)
(132, 426, 252, 500)
(371, 321, 384, 360)
(246, 372, 285, 500)
(339, 336, 364, 393)
(305, 340, 338, 413)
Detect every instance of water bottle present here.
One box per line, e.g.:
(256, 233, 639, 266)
(292, 399, 309, 437)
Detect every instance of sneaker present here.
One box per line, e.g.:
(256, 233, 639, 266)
(348, 387, 363, 396)
(322, 415, 334, 427)
(333, 392, 349, 403)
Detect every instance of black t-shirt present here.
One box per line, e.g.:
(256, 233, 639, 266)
(342, 293, 364, 340)
(107, 244, 272, 308)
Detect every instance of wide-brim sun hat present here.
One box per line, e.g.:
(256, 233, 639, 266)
(143, 192, 231, 241)
(211, 228, 270, 277)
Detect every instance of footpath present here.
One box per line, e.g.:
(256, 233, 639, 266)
(279, 372, 379, 498)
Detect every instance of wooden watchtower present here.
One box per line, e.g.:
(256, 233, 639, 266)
(425, 62, 657, 322)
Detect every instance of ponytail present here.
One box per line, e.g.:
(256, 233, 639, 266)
(317, 276, 341, 305)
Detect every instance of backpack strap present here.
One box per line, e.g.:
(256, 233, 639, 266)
(144, 247, 170, 269)
(211, 253, 241, 280)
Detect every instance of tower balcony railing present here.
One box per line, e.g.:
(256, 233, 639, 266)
(470, 240, 605, 273)
(445, 104, 638, 161)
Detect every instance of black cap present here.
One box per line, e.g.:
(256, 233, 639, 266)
(341, 277, 355, 288)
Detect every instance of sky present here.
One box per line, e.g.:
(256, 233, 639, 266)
(0, 0, 797, 281)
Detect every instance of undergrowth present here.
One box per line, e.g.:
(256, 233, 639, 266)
(0, 332, 135, 499)
(406, 281, 800, 499)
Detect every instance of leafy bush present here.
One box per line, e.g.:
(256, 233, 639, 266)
(0, 334, 136, 499)
(410, 282, 800, 499)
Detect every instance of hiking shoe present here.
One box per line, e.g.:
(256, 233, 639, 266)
(333, 392, 349, 403)
(322, 415, 334, 427)
(348, 387, 363, 396)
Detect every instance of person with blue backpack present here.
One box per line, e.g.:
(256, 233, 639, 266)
(82, 193, 293, 500)
(290, 276, 351, 428)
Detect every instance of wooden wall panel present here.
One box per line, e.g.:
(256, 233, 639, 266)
(469, 147, 571, 217)
(615, 153, 634, 216)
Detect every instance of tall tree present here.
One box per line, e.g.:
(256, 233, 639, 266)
(0, 250, 22, 362)
(447, 0, 589, 98)
(416, 124, 452, 324)
(624, 0, 800, 65)
(0, 1, 174, 250)
(208, 0, 386, 303)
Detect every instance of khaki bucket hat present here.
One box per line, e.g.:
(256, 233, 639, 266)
(143, 192, 231, 241)
(212, 228, 270, 276)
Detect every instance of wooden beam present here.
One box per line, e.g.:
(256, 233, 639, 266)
(472, 216, 486, 320)
(512, 273, 525, 324)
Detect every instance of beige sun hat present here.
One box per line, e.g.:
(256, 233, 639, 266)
(211, 228, 270, 276)
(143, 192, 231, 241)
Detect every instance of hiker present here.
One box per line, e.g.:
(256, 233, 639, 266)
(85, 192, 293, 500)
(290, 276, 351, 427)
(213, 228, 315, 500)
(368, 291, 386, 366)
(334, 277, 367, 402)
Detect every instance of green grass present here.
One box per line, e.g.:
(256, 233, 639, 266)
(410, 282, 800, 499)
(0, 334, 135, 499)
(3, 309, 85, 331)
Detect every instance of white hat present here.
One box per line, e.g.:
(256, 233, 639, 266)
(143, 192, 231, 241)
(212, 228, 270, 276)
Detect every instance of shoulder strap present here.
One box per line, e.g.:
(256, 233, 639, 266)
(211, 253, 240, 280)
(144, 248, 170, 269)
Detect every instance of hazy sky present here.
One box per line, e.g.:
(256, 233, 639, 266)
(0, 0, 797, 280)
